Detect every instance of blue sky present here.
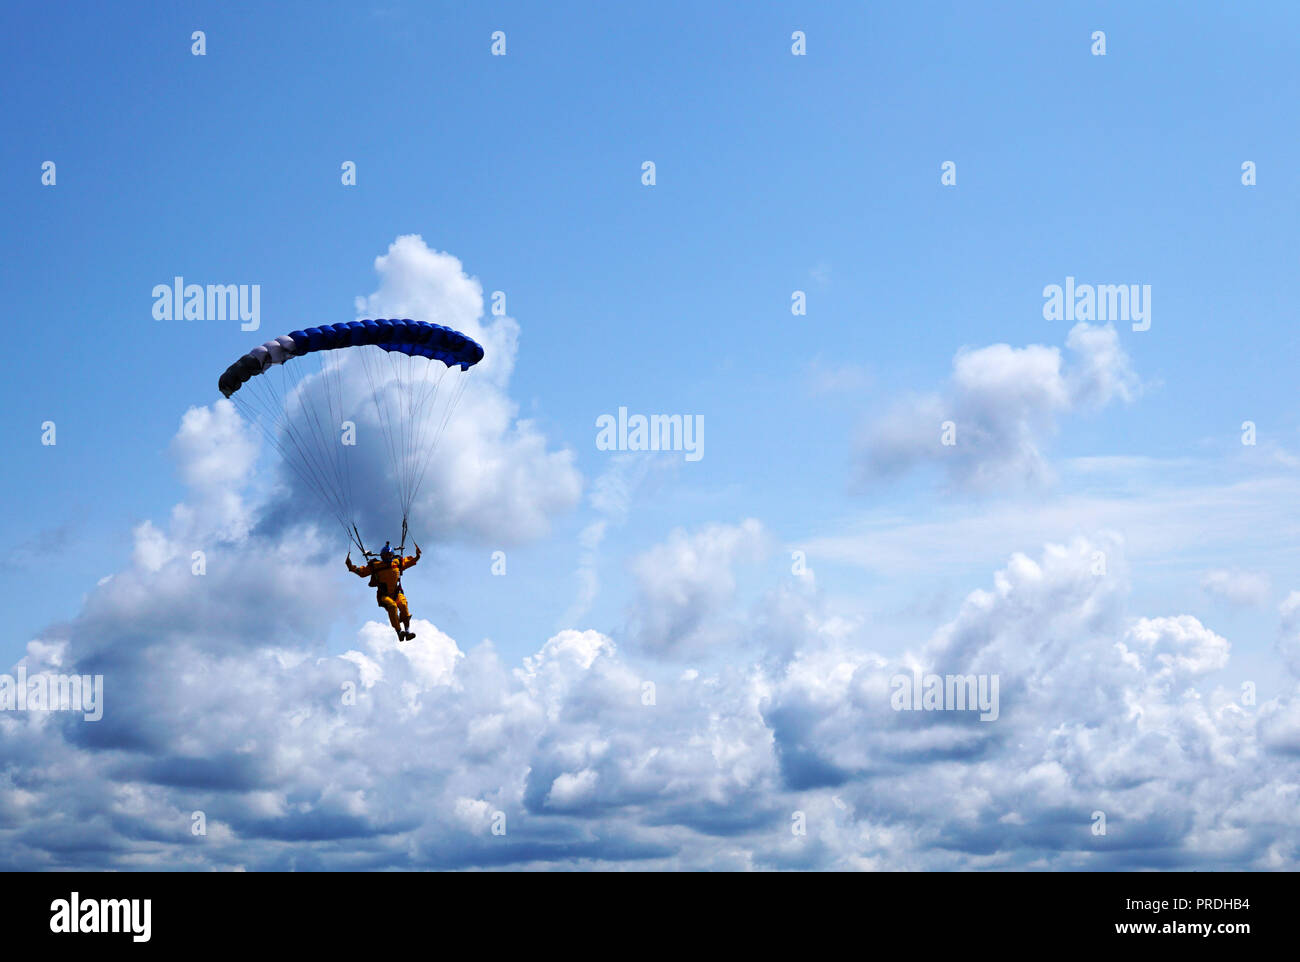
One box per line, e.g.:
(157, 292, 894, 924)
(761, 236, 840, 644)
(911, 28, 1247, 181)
(2, 2, 1299, 870)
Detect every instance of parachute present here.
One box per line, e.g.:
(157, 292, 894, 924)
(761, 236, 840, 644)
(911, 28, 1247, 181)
(218, 319, 484, 555)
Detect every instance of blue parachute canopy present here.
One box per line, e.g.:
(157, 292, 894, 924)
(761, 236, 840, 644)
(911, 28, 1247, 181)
(215, 319, 484, 554)
(218, 319, 483, 397)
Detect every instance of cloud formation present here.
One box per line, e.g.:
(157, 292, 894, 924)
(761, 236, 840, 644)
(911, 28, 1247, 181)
(857, 323, 1139, 492)
(4, 249, 1295, 872)
(1200, 569, 1272, 608)
(628, 519, 770, 656)
(7, 420, 1297, 873)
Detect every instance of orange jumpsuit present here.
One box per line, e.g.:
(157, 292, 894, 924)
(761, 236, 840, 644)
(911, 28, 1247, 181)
(347, 554, 418, 634)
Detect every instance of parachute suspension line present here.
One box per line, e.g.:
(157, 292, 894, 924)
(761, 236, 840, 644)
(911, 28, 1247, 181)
(394, 347, 419, 519)
(410, 369, 467, 504)
(274, 357, 352, 528)
(401, 353, 451, 523)
(305, 350, 376, 560)
(386, 345, 418, 532)
(313, 350, 354, 531)
(228, 384, 358, 553)
(389, 346, 409, 515)
(290, 357, 347, 524)
(355, 343, 454, 532)
(265, 364, 335, 511)
(219, 320, 482, 557)
(327, 352, 359, 535)
(381, 348, 401, 500)
(256, 370, 352, 538)
(406, 356, 450, 504)
(235, 374, 341, 523)
(407, 368, 469, 518)
(355, 343, 426, 540)
(350, 522, 369, 558)
(357, 345, 406, 521)
(235, 355, 367, 559)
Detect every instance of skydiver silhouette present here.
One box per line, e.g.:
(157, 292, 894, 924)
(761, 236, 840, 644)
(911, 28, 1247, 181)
(346, 541, 421, 641)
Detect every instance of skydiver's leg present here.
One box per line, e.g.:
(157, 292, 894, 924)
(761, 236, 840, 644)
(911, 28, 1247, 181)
(379, 597, 403, 639)
(397, 594, 414, 640)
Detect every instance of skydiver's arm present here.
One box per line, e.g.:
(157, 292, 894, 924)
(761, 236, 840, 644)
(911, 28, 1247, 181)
(403, 543, 421, 569)
(345, 556, 370, 577)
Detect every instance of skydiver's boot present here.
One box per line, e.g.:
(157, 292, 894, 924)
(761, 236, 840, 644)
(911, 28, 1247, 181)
(402, 621, 416, 641)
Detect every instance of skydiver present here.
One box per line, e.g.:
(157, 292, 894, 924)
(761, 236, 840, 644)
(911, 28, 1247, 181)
(345, 541, 422, 642)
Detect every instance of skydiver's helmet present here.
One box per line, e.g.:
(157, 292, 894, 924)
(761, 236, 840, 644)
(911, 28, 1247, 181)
(379, 542, 393, 562)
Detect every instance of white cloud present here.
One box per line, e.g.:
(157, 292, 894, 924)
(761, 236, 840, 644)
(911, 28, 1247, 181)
(5, 392, 1300, 871)
(131, 520, 175, 573)
(1200, 569, 1271, 608)
(1120, 615, 1231, 686)
(172, 401, 259, 491)
(628, 519, 770, 655)
(167, 400, 260, 543)
(1064, 320, 1140, 408)
(857, 323, 1138, 492)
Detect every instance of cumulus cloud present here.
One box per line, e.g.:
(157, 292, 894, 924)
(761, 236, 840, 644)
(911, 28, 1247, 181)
(0, 269, 776, 870)
(760, 536, 1296, 869)
(1063, 321, 1140, 408)
(4, 396, 1299, 870)
(1119, 616, 1231, 686)
(628, 519, 770, 656)
(166, 401, 260, 545)
(857, 323, 1139, 492)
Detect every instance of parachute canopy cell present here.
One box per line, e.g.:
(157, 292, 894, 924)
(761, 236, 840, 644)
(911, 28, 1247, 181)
(218, 319, 484, 398)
